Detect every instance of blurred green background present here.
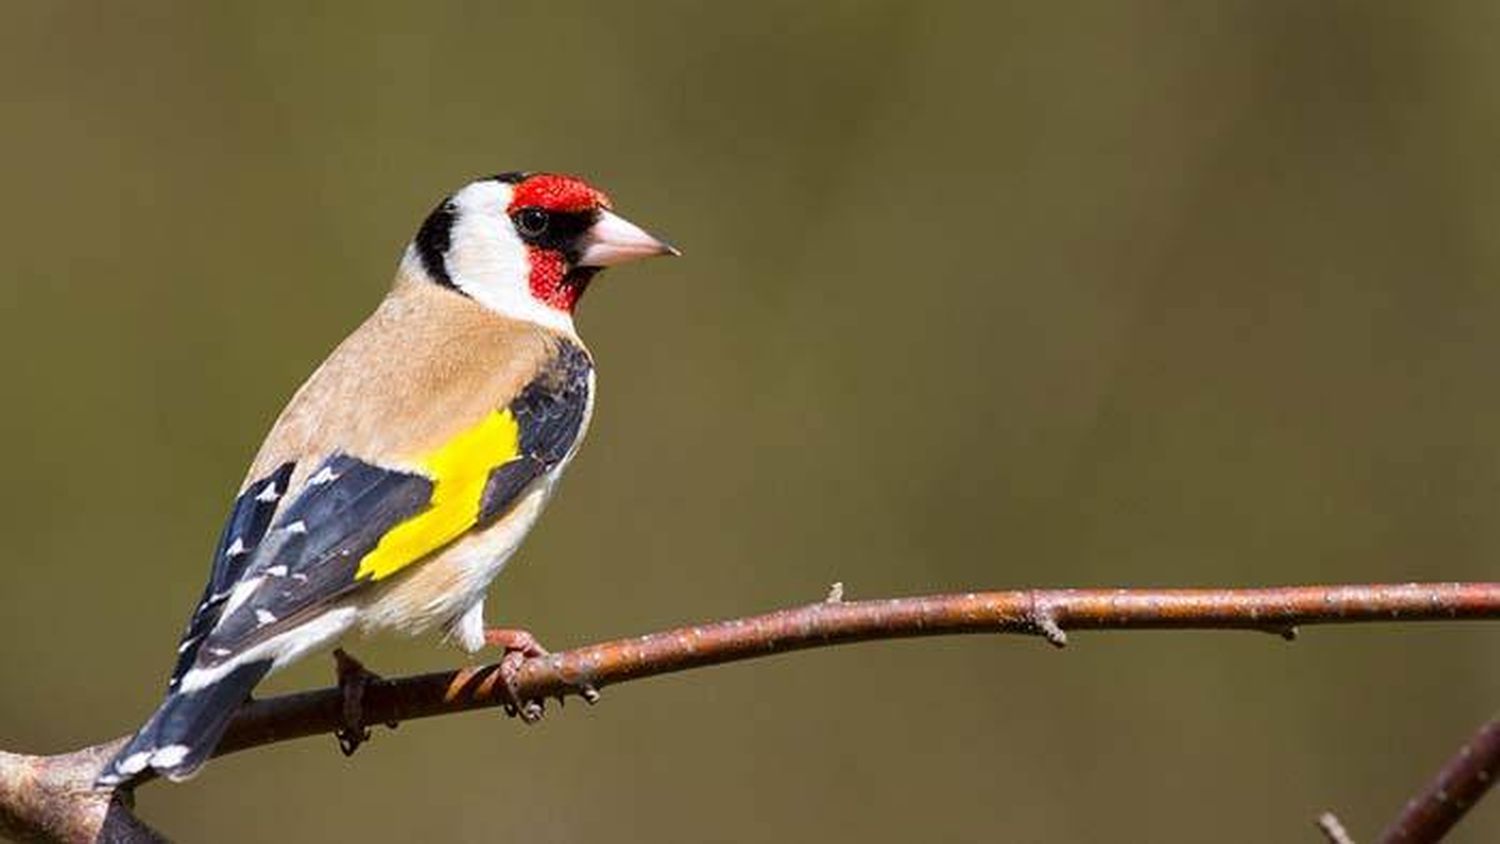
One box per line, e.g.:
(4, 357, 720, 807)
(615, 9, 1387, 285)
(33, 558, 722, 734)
(3, 2, 1499, 841)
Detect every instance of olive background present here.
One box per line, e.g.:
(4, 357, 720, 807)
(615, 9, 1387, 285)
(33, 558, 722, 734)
(3, 3, 1499, 842)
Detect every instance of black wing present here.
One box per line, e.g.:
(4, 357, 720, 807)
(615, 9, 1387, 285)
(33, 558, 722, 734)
(167, 462, 294, 690)
(479, 339, 593, 522)
(196, 454, 434, 662)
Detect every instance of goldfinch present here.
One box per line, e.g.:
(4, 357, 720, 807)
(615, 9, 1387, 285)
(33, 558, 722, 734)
(96, 172, 676, 787)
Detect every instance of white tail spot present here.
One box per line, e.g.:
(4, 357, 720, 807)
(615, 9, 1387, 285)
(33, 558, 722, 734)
(149, 745, 190, 768)
(117, 750, 152, 775)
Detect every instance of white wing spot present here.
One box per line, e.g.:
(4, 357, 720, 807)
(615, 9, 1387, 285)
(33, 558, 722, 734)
(285, 521, 308, 535)
(308, 466, 340, 485)
(255, 483, 281, 503)
(255, 609, 277, 626)
(176, 635, 201, 654)
(265, 565, 288, 577)
(226, 537, 247, 557)
(208, 647, 231, 657)
(291, 572, 309, 582)
(221, 576, 264, 617)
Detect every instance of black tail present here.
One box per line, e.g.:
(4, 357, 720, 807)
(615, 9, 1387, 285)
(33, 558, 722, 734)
(95, 660, 271, 789)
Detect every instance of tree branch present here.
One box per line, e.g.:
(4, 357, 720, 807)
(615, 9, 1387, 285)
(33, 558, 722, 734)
(1376, 712, 1500, 843)
(0, 743, 159, 844)
(4, 582, 1498, 842)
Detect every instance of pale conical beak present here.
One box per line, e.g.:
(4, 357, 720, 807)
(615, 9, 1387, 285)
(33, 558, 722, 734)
(577, 209, 680, 267)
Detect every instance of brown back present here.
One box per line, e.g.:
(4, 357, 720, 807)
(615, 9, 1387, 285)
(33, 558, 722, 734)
(244, 271, 568, 490)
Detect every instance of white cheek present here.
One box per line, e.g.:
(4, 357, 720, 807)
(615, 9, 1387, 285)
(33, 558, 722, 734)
(449, 218, 529, 294)
(432, 181, 578, 335)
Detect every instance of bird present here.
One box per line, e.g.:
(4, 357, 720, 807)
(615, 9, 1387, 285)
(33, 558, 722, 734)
(95, 172, 677, 788)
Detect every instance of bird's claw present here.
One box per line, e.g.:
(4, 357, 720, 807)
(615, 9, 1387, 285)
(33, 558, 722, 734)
(481, 628, 602, 720)
(499, 647, 546, 722)
(484, 628, 549, 723)
(337, 727, 369, 757)
(333, 648, 385, 756)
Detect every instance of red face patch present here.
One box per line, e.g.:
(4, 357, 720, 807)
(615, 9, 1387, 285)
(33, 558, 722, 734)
(506, 174, 610, 313)
(506, 173, 613, 214)
(525, 249, 585, 313)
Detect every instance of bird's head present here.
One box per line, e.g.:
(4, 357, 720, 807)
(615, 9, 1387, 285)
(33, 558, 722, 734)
(406, 172, 677, 329)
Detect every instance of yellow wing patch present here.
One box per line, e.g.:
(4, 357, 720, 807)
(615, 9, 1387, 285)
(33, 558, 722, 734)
(355, 410, 521, 581)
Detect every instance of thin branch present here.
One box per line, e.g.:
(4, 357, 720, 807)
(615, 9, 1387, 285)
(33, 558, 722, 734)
(1377, 712, 1500, 843)
(2, 582, 1498, 842)
(1317, 811, 1358, 844)
(215, 582, 1500, 758)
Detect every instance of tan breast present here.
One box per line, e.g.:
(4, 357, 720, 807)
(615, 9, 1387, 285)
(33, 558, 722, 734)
(244, 270, 572, 489)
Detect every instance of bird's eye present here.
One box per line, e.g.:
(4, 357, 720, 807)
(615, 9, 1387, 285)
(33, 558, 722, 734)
(515, 208, 550, 237)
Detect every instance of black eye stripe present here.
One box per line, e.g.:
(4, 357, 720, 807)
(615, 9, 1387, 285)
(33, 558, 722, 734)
(511, 208, 596, 260)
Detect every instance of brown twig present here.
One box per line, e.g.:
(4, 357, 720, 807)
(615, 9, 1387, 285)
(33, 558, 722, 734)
(1376, 712, 1500, 843)
(214, 582, 1500, 757)
(1318, 811, 1359, 844)
(2, 582, 1499, 842)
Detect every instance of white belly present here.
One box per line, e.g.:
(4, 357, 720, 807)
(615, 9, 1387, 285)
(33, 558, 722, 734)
(355, 478, 556, 644)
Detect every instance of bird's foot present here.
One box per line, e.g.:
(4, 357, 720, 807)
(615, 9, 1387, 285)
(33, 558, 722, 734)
(332, 648, 395, 756)
(483, 628, 548, 722)
(482, 627, 601, 723)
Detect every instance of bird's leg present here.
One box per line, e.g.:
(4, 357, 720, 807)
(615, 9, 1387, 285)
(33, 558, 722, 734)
(478, 627, 596, 723)
(482, 628, 602, 722)
(332, 648, 394, 756)
(483, 628, 548, 722)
